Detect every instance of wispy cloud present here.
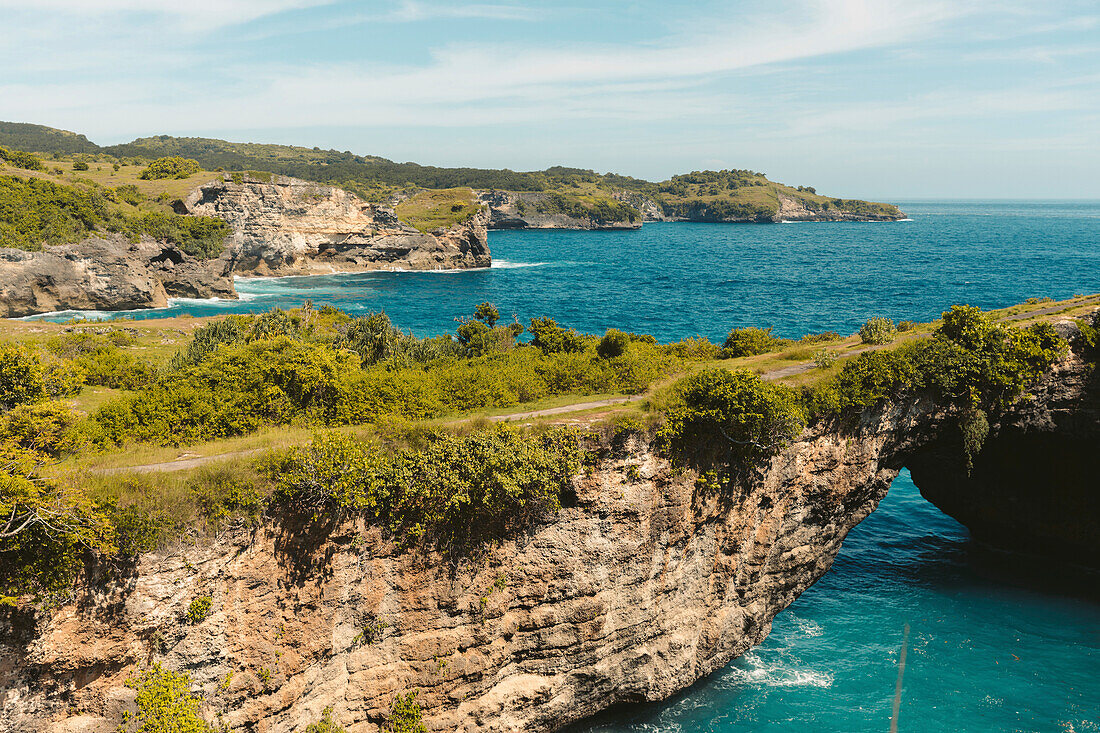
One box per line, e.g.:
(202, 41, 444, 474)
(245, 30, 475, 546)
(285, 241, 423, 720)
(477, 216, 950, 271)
(0, 0, 335, 30)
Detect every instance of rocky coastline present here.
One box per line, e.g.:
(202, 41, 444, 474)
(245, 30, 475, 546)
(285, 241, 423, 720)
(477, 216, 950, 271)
(0, 175, 492, 318)
(1, 323, 1092, 732)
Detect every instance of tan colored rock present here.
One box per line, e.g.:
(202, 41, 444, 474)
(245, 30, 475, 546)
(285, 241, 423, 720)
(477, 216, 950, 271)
(186, 175, 491, 276)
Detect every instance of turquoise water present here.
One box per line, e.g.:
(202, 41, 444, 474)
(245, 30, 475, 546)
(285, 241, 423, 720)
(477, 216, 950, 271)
(571, 472, 1100, 733)
(25, 200, 1100, 729)
(29, 201, 1100, 344)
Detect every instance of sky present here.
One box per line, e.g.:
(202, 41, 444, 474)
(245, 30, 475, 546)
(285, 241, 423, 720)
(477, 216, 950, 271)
(1, 0, 1098, 199)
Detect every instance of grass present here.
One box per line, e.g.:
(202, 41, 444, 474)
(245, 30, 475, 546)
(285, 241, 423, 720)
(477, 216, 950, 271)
(16, 158, 220, 208)
(394, 187, 481, 232)
(8, 293, 1097, 476)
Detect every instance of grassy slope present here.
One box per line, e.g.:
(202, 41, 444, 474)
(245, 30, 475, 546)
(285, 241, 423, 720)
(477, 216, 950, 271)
(395, 187, 479, 232)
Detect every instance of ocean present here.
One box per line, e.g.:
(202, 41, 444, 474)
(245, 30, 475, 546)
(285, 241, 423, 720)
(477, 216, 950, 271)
(27, 200, 1100, 731)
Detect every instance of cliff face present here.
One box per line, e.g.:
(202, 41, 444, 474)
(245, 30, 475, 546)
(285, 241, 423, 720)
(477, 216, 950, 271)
(906, 343, 1100, 565)
(188, 176, 491, 276)
(476, 190, 642, 230)
(1, 343, 1093, 732)
(0, 236, 234, 318)
(773, 192, 906, 223)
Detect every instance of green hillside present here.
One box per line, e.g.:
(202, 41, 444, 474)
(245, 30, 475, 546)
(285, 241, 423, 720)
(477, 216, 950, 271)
(0, 122, 902, 221)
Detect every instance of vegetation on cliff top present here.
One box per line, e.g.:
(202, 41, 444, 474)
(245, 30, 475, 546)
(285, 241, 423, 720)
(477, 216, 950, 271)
(394, 187, 480, 232)
(0, 298, 1075, 608)
(0, 174, 229, 256)
(0, 121, 901, 221)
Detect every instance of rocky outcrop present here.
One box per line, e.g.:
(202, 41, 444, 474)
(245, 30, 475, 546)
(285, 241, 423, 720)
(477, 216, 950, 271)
(0, 236, 233, 318)
(906, 328, 1100, 565)
(476, 190, 641, 230)
(774, 191, 905, 222)
(186, 176, 491, 275)
(1, 338, 1093, 732)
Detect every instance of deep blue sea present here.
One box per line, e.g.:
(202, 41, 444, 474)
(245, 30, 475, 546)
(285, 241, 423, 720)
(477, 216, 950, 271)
(26, 200, 1100, 730)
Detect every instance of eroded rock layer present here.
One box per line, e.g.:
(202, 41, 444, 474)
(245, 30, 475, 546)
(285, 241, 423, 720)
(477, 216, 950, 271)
(0, 235, 233, 318)
(186, 176, 491, 276)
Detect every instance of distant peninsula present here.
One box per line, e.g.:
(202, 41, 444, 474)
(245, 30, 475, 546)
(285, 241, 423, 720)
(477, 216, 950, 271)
(0, 121, 905, 316)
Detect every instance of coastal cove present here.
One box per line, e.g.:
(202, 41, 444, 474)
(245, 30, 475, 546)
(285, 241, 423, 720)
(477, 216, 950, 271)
(24, 201, 1100, 343)
(4, 199, 1099, 732)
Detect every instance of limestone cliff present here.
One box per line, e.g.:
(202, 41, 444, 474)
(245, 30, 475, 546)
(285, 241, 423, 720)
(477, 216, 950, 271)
(1, 337, 1094, 732)
(476, 190, 642, 230)
(773, 191, 906, 223)
(0, 235, 234, 318)
(187, 176, 491, 276)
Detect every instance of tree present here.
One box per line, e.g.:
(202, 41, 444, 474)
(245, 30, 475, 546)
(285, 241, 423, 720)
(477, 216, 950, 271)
(596, 329, 630, 359)
(0, 443, 114, 605)
(139, 156, 202, 180)
(722, 327, 781, 357)
(473, 302, 499, 327)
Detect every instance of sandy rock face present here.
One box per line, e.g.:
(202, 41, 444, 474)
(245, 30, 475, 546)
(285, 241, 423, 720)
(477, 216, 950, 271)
(0, 402, 934, 733)
(186, 176, 491, 275)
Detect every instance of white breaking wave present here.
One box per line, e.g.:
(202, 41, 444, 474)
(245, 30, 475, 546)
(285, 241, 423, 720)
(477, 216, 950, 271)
(724, 652, 833, 689)
(491, 259, 547, 269)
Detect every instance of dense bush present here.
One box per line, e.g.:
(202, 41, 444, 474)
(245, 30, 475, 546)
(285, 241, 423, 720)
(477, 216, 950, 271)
(106, 210, 230, 258)
(266, 425, 583, 552)
(0, 146, 43, 171)
(721, 326, 786, 357)
(139, 156, 202, 180)
(123, 664, 212, 733)
(0, 442, 114, 605)
(386, 692, 427, 733)
(0, 344, 83, 409)
(528, 317, 587, 354)
(72, 160, 89, 171)
(0, 174, 229, 255)
(811, 306, 1065, 415)
(597, 329, 631, 359)
(657, 369, 806, 472)
(859, 317, 896, 345)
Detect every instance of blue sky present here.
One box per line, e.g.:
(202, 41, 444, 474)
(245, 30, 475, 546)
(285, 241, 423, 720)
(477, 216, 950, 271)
(2, 0, 1098, 198)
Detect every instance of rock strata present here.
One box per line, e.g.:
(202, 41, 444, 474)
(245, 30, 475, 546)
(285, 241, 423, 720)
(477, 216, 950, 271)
(0, 341, 1093, 732)
(476, 190, 642, 230)
(0, 235, 232, 318)
(187, 175, 491, 275)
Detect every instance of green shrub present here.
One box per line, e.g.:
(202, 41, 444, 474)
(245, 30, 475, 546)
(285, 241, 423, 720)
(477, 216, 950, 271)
(186, 596, 213, 624)
(0, 147, 43, 171)
(0, 443, 115, 605)
(0, 345, 83, 409)
(0, 401, 82, 455)
(597, 329, 631, 359)
(657, 369, 806, 472)
(800, 331, 842, 344)
(813, 305, 1066, 416)
(139, 156, 202, 180)
(72, 160, 89, 171)
(662, 336, 720, 360)
(859, 317, 896, 345)
(896, 320, 918, 332)
(722, 327, 785, 357)
(528, 317, 587, 354)
(386, 691, 427, 733)
(123, 664, 213, 733)
(813, 349, 838, 369)
(303, 707, 347, 733)
(266, 425, 583, 552)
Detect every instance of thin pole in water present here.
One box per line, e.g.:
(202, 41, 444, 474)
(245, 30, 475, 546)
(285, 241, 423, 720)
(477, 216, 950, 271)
(889, 622, 911, 733)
